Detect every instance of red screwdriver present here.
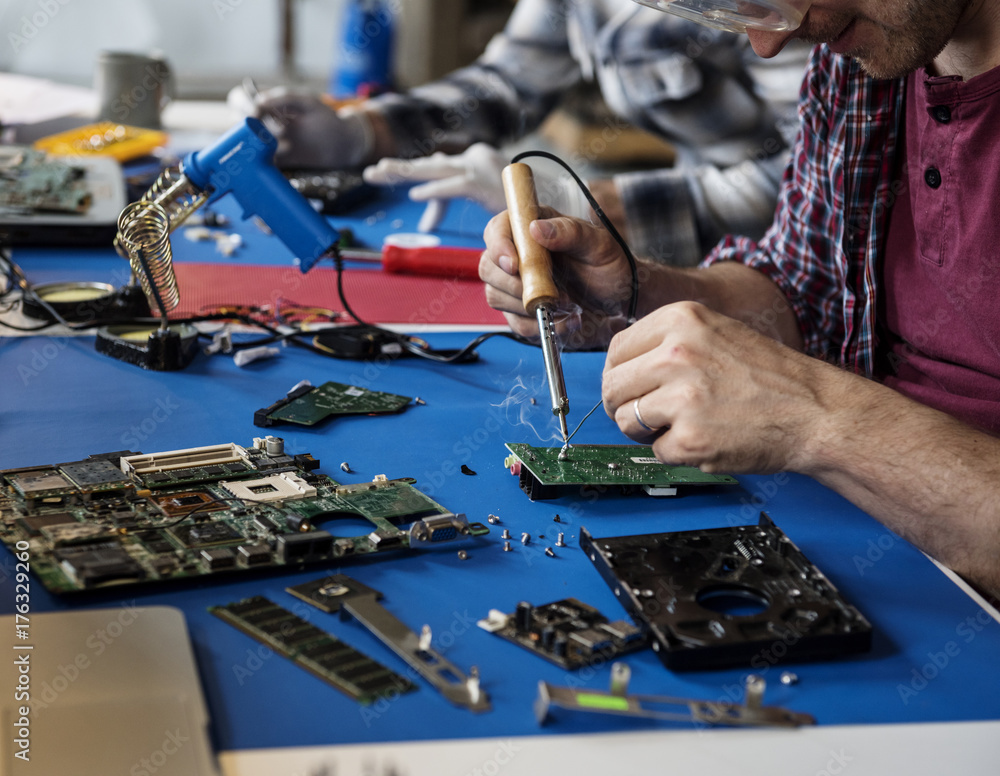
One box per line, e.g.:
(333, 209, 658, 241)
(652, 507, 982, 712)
(339, 243, 483, 279)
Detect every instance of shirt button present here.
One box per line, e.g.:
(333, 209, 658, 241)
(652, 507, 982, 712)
(925, 166, 942, 188)
(931, 105, 951, 123)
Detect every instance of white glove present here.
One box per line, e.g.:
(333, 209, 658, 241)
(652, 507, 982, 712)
(363, 143, 509, 214)
(227, 84, 373, 170)
(363, 143, 592, 232)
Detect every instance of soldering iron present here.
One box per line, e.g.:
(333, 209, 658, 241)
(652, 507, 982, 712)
(501, 162, 571, 446)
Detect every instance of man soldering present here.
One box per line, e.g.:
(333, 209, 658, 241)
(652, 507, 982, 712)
(480, 0, 1000, 598)
(241, 0, 810, 267)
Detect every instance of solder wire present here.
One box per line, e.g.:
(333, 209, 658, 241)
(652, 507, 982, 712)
(564, 398, 604, 446)
(505, 150, 642, 445)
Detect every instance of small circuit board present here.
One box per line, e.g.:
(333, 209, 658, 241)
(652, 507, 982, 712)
(33, 122, 167, 162)
(254, 380, 412, 427)
(0, 437, 487, 594)
(581, 513, 873, 671)
(210, 596, 416, 704)
(503, 443, 738, 500)
(477, 598, 647, 670)
(0, 147, 91, 213)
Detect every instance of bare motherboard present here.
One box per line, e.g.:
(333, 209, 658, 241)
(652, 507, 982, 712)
(0, 148, 91, 213)
(0, 438, 487, 594)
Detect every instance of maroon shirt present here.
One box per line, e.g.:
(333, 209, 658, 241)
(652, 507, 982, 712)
(880, 66, 1000, 434)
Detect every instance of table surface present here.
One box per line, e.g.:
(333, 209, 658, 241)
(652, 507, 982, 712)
(2, 167, 999, 773)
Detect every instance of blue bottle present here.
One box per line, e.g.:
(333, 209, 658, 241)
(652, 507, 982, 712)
(329, 0, 395, 99)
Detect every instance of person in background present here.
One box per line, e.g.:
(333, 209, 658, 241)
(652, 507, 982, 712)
(241, 0, 810, 267)
(480, 0, 1000, 598)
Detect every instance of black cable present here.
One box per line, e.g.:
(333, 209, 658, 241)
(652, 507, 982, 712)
(320, 145, 644, 366)
(4, 148, 639, 384)
(510, 149, 640, 323)
(328, 246, 533, 363)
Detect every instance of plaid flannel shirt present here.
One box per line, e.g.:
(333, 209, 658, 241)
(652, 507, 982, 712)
(366, 0, 809, 266)
(703, 45, 906, 377)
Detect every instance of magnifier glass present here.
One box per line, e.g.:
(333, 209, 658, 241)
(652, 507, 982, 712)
(632, 0, 810, 33)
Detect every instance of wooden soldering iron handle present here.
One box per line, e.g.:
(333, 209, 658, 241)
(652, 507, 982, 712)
(502, 163, 558, 315)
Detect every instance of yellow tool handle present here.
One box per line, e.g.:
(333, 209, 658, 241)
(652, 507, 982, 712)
(502, 163, 558, 314)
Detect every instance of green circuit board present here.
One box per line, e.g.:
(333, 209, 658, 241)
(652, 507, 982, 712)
(0, 148, 91, 213)
(255, 380, 412, 427)
(0, 438, 487, 594)
(503, 443, 738, 500)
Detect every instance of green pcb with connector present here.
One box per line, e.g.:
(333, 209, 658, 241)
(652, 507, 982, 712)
(503, 443, 738, 500)
(255, 381, 412, 428)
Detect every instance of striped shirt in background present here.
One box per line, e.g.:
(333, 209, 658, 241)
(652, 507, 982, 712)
(365, 0, 811, 266)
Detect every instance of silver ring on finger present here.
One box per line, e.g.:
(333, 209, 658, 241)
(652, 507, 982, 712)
(633, 398, 656, 433)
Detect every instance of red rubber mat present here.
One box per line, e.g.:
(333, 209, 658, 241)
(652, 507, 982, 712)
(171, 262, 506, 326)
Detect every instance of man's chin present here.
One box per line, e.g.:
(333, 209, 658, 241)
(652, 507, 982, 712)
(840, 47, 933, 81)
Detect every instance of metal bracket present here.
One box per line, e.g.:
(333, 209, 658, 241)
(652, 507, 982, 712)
(535, 664, 813, 728)
(287, 574, 491, 713)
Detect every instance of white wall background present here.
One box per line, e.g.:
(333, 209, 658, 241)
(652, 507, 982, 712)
(0, 0, 350, 96)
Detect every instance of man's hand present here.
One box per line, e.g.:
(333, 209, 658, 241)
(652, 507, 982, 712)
(234, 87, 374, 170)
(364, 143, 509, 216)
(480, 209, 636, 349)
(364, 145, 620, 233)
(602, 301, 831, 473)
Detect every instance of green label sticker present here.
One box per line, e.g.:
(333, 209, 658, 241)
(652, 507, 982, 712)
(576, 693, 630, 711)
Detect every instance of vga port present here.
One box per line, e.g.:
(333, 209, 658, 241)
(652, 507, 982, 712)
(408, 514, 470, 543)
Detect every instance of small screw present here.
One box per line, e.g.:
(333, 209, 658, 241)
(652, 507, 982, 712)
(415, 397, 425, 405)
(501, 528, 511, 540)
(457, 550, 468, 561)
(340, 462, 352, 473)
(555, 532, 566, 547)
(780, 671, 799, 686)
(530, 397, 537, 405)
(487, 514, 500, 524)
(503, 541, 511, 552)
(520, 532, 530, 545)
(545, 547, 555, 557)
